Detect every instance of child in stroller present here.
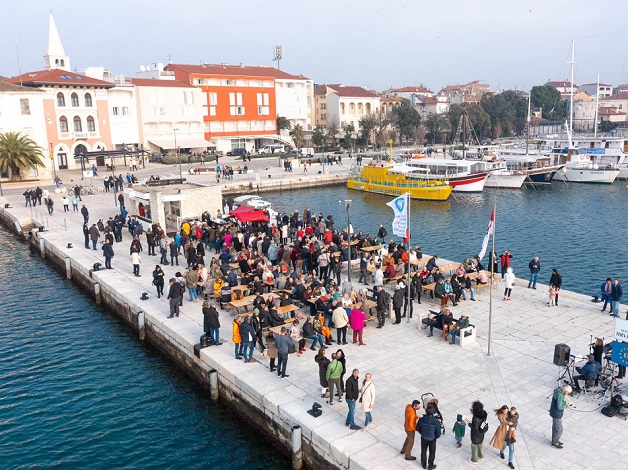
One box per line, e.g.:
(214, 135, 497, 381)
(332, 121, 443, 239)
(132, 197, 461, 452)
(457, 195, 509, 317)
(421, 392, 445, 434)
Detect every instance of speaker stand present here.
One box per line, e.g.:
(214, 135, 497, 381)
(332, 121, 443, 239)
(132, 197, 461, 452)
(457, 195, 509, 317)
(557, 364, 574, 387)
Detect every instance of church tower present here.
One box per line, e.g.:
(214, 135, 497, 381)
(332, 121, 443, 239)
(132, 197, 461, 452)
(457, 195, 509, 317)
(44, 12, 71, 72)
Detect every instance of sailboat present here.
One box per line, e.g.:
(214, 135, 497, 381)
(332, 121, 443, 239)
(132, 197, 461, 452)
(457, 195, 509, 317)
(548, 41, 619, 184)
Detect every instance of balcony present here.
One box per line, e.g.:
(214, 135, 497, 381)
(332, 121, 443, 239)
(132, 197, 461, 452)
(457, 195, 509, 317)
(74, 132, 88, 140)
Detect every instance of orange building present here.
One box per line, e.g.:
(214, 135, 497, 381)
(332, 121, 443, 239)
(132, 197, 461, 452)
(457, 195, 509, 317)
(167, 63, 295, 152)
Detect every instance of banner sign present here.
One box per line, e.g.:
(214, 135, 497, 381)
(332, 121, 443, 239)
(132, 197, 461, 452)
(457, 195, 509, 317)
(612, 341, 628, 368)
(614, 318, 628, 342)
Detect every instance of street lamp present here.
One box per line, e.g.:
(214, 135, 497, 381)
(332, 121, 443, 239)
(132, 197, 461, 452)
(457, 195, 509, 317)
(388, 139, 393, 162)
(49, 142, 57, 180)
(173, 128, 181, 182)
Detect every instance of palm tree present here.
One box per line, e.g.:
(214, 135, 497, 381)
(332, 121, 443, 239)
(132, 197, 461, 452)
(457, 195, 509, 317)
(0, 132, 45, 181)
(290, 124, 305, 148)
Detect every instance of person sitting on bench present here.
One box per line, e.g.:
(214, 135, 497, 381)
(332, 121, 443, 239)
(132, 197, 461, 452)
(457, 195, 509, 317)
(448, 313, 470, 345)
(434, 278, 449, 307)
(428, 309, 453, 338)
(476, 270, 488, 285)
(573, 354, 602, 391)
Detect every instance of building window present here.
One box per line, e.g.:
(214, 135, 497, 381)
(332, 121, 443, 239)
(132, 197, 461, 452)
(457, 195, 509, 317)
(20, 99, 30, 115)
(209, 107, 217, 116)
(287, 83, 294, 88)
(320, 103, 326, 110)
(229, 92, 242, 106)
(84, 93, 93, 107)
(57, 93, 65, 107)
(73, 116, 82, 132)
(112, 106, 119, 116)
(209, 92, 218, 105)
(225, 79, 233, 86)
(87, 116, 96, 132)
(320, 114, 326, 120)
(59, 116, 69, 132)
(122, 107, 128, 116)
(71, 93, 79, 107)
(230, 106, 245, 116)
(196, 78, 206, 85)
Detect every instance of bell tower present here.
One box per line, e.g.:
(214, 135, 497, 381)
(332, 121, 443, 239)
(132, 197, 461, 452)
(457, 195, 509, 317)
(44, 12, 71, 72)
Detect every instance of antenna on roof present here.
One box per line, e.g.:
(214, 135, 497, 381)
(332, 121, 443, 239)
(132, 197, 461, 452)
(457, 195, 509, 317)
(273, 45, 283, 70)
(15, 37, 23, 85)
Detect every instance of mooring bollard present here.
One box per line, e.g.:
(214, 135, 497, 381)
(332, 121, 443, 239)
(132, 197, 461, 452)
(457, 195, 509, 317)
(94, 282, 102, 304)
(39, 237, 46, 259)
(291, 425, 303, 470)
(137, 310, 146, 341)
(209, 369, 219, 402)
(65, 257, 72, 280)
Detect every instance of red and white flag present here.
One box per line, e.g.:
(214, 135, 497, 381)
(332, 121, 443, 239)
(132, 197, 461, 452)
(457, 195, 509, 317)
(478, 208, 495, 260)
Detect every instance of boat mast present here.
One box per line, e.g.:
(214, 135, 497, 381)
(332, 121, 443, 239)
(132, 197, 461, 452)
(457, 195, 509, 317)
(462, 100, 467, 160)
(594, 73, 600, 138)
(526, 90, 531, 155)
(569, 38, 575, 134)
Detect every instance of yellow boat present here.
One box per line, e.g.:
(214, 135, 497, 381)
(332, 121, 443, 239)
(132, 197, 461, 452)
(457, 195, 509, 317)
(347, 162, 452, 201)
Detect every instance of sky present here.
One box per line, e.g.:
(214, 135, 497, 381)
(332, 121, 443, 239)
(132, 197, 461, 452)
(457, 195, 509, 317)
(3, 0, 628, 92)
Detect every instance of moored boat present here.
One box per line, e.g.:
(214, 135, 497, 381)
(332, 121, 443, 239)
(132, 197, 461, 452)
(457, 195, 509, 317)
(347, 163, 452, 201)
(403, 157, 488, 192)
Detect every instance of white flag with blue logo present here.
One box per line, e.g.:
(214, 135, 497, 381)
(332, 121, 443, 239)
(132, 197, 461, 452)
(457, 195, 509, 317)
(386, 193, 409, 238)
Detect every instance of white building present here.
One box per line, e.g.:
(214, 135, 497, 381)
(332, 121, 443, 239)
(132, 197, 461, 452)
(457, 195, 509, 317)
(579, 83, 613, 99)
(0, 82, 49, 179)
(315, 84, 380, 132)
(274, 73, 313, 131)
(132, 79, 209, 154)
(415, 95, 450, 116)
(84, 67, 141, 150)
(384, 85, 434, 100)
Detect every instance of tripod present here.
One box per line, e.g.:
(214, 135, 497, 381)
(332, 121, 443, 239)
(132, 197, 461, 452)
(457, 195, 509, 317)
(557, 362, 575, 387)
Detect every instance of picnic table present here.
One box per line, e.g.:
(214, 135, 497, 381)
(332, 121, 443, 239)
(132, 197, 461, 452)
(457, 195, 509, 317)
(227, 292, 273, 315)
(436, 262, 460, 275)
(410, 255, 432, 267)
(277, 304, 300, 319)
(359, 245, 381, 252)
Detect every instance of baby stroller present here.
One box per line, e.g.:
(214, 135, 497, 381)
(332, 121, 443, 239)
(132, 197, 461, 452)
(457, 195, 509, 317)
(421, 392, 445, 434)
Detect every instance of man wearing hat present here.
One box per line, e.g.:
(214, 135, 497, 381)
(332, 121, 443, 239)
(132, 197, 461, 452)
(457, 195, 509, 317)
(573, 354, 602, 391)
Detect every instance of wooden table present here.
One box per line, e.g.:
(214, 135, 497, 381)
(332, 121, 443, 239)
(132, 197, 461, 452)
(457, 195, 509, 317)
(359, 245, 382, 252)
(410, 255, 432, 267)
(277, 304, 301, 319)
(227, 292, 273, 314)
(436, 262, 460, 275)
(229, 262, 240, 270)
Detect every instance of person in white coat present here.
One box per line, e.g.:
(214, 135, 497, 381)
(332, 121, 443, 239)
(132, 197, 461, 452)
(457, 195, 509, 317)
(361, 373, 376, 430)
(131, 248, 141, 277)
(373, 266, 384, 287)
(503, 267, 516, 301)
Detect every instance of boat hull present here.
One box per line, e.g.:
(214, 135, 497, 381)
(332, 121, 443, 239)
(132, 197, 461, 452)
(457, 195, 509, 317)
(347, 180, 452, 200)
(524, 169, 559, 184)
(553, 168, 619, 184)
(485, 173, 527, 189)
(447, 173, 488, 192)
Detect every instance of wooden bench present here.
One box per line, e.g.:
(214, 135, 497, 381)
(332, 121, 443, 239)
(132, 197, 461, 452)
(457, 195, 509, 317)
(385, 274, 405, 284)
(420, 310, 477, 347)
(475, 278, 500, 290)
(146, 177, 186, 186)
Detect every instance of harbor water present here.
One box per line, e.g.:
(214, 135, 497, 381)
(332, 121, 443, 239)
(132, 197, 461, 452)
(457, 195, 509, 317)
(0, 226, 289, 469)
(262, 181, 628, 295)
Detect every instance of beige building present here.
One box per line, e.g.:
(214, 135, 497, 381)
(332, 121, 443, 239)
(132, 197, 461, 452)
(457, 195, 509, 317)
(314, 84, 380, 133)
(572, 94, 596, 131)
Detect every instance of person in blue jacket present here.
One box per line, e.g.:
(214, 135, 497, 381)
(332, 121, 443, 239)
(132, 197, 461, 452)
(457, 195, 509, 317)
(573, 354, 602, 391)
(417, 403, 442, 470)
(610, 279, 623, 318)
(600, 277, 613, 312)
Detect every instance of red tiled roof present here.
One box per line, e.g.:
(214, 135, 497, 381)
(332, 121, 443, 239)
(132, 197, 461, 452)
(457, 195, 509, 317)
(389, 86, 432, 94)
(0, 81, 45, 92)
(7, 69, 114, 88)
(166, 63, 309, 81)
(598, 107, 626, 116)
(317, 84, 379, 98)
(601, 91, 628, 101)
(130, 78, 196, 88)
(580, 83, 612, 87)
(546, 81, 573, 88)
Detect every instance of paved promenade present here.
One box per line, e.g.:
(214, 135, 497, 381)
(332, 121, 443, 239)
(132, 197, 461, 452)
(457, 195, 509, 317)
(1, 166, 626, 470)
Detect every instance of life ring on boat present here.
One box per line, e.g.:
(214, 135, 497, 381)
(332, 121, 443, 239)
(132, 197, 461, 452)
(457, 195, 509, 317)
(578, 155, 590, 161)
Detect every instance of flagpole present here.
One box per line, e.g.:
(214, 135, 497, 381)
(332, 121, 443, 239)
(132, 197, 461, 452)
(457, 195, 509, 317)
(487, 203, 496, 356)
(406, 192, 411, 324)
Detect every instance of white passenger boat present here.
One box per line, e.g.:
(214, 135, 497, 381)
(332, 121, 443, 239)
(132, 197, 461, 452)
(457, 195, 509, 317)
(402, 157, 488, 192)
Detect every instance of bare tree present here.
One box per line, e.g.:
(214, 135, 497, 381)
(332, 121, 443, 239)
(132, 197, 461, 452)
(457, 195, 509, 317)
(326, 117, 339, 147)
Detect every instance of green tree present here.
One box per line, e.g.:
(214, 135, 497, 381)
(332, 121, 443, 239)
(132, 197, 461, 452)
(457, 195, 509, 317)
(342, 123, 355, 150)
(312, 125, 325, 150)
(424, 113, 451, 144)
(480, 91, 528, 137)
(276, 115, 291, 131)
(391, 100, 421, 143)
(289, 123, 305, 148)
(448, 103, 492, 141)
(358, 114, 377, 147)
(531, 85, 566, 121)
(0, 132, 44, 181)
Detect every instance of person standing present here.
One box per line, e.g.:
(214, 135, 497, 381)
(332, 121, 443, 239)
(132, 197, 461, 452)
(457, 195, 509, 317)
(359, 252, 370, 285)
(360, 373, 375, 429)
(500, 250, 512, 279)
(549, 269, 563, 306)
(417, 402, 442, 470)
(315, 347, 330, 398)
(549, 384, 571, 449)
(401, 400, 421, 461)
(503, 267, 516, 301)
(600, 277, 613, 312)
(185, 268, 199, 302)
(467, 400, 489, 465)
(345, 369, 361, 430)
(62, 196, 70, 213)
(610, 279, 623, 318)
(376, 286, 389, 329)
(71, 195, 79, 212)
(89, 223, 100, 250)
(239, 317, 256, 363)
(81, 205, 89, 224)
(349, 305, 366, 346)
(326, 353, 343, 405)
(202, 301, 220, 345)
(528, 256, 540, 289)
(152, 265, 165, 298)
(83, 223, 90, 249)
(131, 248, 141, 277)
(332, 303, 349, 345)
(273, 326, 294, 379)
(46, 197, 54, 214)
(453, 414, 466, 448)
(167, 278, 182, 318)
(102, 239, 114, 269)
(169, 238, 179, 266)
(489, 406, 509, 459)
(118, 193, 125, 210)
(74, 184, 82, 201)
(392, 284, 404, 324)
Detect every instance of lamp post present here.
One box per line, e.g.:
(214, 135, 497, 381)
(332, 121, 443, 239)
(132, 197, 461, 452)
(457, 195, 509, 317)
(110, 154, 117, 207)
(173, 128, 181, 182)
(388, 139, 393, 162)
(49, 142, 57, 180)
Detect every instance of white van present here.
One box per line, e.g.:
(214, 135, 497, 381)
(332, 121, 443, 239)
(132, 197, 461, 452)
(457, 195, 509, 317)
(258, 144, 285, 154)
(298, 147, 315, 156)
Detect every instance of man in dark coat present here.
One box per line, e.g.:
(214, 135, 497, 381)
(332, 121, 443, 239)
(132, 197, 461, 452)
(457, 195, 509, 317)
(549, 269, 563, 306)
(393, 285, 404, 324)
(102, 239, 114, 269)
(202, 302, 221, 345)
(167, 278, 182, 318)
(376, 286, 389, 328)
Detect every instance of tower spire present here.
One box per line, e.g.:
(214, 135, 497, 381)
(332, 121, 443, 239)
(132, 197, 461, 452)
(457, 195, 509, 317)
(44, 12, 70, 71)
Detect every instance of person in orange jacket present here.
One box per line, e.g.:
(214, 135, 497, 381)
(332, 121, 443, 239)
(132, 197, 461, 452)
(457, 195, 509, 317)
(232, 317, 243, 359)
(401, 399, 421, 461)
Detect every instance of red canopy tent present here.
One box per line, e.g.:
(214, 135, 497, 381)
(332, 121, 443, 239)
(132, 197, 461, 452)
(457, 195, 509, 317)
(229, 205, 270, 223)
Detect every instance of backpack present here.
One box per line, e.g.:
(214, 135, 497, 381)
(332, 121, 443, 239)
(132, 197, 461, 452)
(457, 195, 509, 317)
(227, 271, 238, 287)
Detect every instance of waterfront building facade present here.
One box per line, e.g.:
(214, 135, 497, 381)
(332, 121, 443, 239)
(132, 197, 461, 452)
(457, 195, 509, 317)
(314, 84, 380, 134)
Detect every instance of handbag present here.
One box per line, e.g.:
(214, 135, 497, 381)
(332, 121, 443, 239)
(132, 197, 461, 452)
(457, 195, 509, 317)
(359, 383, 371, 403)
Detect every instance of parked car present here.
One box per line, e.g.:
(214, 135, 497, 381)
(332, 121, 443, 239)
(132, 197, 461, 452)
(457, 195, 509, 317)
(258, 144, 285, 154)
(227, 148, 248, 157)
(281, 151, 300, 159)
